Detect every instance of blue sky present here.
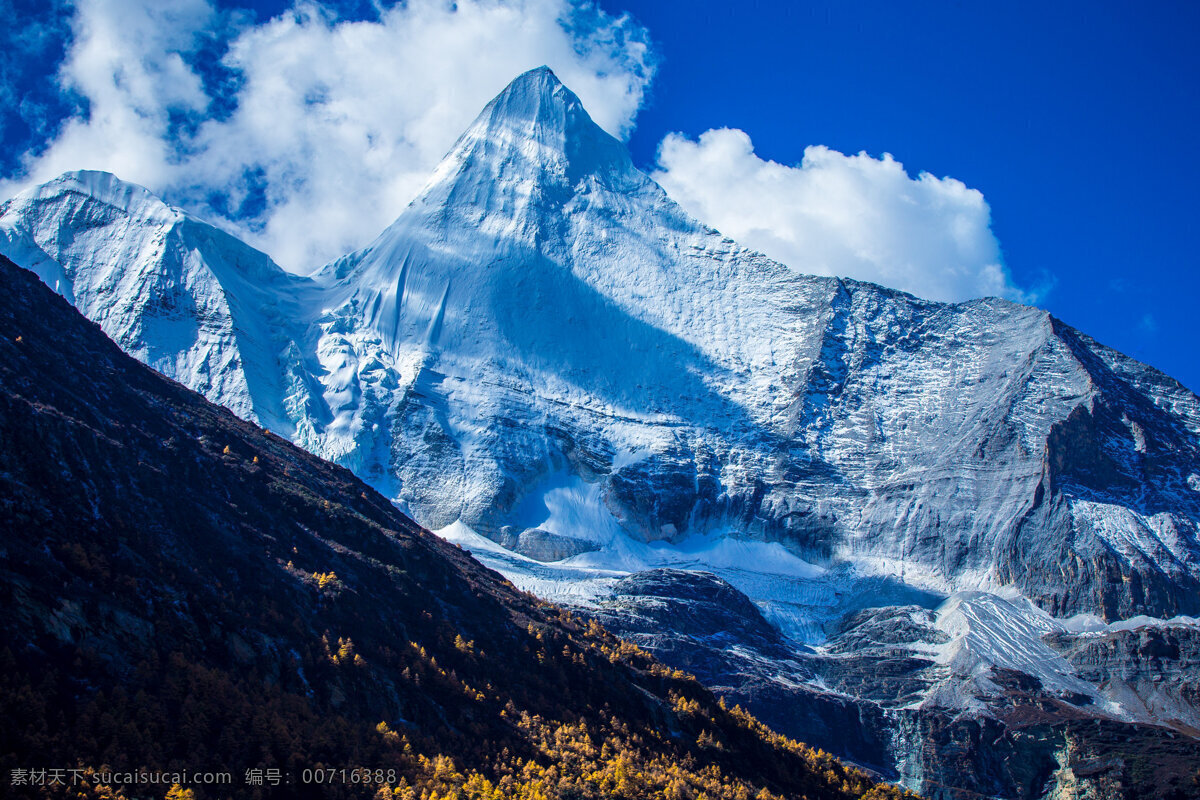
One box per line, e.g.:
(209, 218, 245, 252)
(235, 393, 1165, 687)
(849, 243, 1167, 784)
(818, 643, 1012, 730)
(1, 0, 1196, 391)
(602, 0, 1200, 391)
(619, 0, 1200, 393)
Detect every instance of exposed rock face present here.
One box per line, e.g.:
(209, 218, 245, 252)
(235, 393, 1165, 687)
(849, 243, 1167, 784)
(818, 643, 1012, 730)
(594, 569, 788, 652)
(584, 570, 1200, 799)
(821, 606, 948, 707)
(895, 711, 1200, 800)
(584, 570, 900, 775)
(1046, 625, 1200, 736)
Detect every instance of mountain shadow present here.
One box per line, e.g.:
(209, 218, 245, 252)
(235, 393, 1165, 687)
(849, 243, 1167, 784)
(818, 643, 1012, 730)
(0, 254, 911, 800)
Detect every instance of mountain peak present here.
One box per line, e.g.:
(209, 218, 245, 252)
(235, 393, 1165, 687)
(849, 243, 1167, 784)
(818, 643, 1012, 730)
(504, 64, 565, 94)
(324, 66, 657, 290)
(8, 169, 181, 224)
(416, 65, 638, 198)
(477, 65, 581, 135)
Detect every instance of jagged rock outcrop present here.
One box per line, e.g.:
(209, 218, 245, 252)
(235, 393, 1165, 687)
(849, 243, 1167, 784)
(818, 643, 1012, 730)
(1046, 625, 1200, 735)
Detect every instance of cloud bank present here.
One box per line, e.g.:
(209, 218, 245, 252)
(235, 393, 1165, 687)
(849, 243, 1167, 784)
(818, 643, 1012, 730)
(653, 128, 1027, 303)
(2, 0, 654, 271)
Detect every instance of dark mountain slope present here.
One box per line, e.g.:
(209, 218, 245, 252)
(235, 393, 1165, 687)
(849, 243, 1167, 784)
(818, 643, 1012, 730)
(0, 255, 911, 800)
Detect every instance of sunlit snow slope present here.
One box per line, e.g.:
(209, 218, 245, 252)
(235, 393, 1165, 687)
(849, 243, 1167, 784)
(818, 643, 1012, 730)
(309, 66, 1200, 624)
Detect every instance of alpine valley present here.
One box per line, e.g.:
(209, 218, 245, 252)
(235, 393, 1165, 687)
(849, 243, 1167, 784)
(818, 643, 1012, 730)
(3, 68, 1198, 799)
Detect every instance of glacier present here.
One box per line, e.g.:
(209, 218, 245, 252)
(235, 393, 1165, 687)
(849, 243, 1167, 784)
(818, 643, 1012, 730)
(3, 66, 1199, 797)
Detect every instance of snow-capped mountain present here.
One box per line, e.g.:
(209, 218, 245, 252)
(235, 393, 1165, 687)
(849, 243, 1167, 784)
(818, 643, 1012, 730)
(3, 66, 1199, 797)
(0, 170, 322, 436)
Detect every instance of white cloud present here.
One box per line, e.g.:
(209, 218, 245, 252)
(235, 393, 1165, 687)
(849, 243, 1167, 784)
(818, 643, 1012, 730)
(2, 0, 213, 191)
(652, 128, 1028, 303)
(2, 0, 654, 272)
